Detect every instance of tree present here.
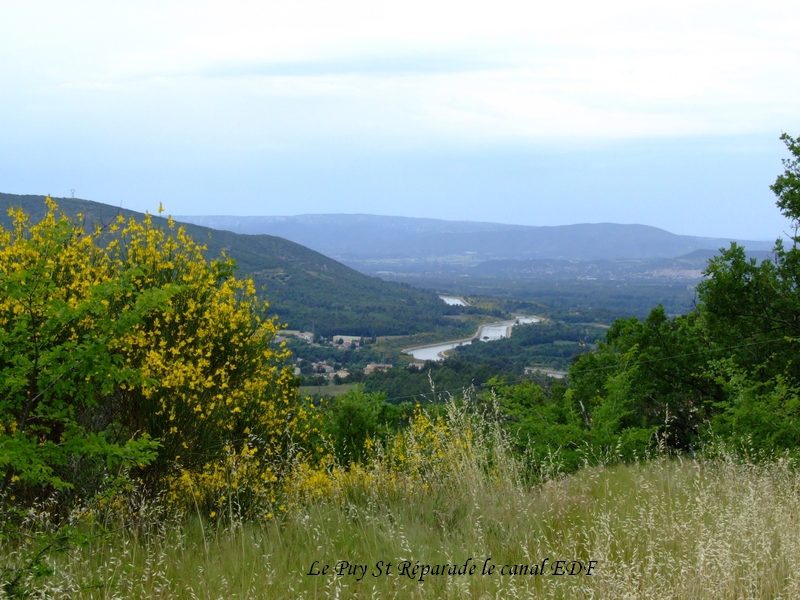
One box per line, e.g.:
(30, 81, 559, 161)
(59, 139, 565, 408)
(319, 387, 413, 466)
(771, 133, 800, 236)
(698, 133, 800, 387)
(691, 134, 800, 450)
(567, 133, 800, 456)
(490, 378, 588, 472)
(564, 308, 721, 457)
(0, 200, 160, 510)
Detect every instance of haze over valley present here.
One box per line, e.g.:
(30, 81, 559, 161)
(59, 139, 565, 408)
(177, 213, 774, 283)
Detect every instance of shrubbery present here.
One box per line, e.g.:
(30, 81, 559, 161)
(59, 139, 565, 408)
(0, 200, 321, 590)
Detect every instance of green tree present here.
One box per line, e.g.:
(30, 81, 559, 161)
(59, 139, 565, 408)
(693, 133, 800, 449)
(320, 387, 413, 466)
(698, 134, 800, 385)
(565, 308, 720, 458)
(490, 378, 588, 472)
(568, 133, 800, 456)
(771, 133, 800, 233)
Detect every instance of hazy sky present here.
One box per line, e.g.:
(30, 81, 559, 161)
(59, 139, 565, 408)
(2, 0, 799, 239)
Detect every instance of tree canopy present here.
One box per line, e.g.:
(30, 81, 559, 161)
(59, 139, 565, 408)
(559, 133, 800, 457)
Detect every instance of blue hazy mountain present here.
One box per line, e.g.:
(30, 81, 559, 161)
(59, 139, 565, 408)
(176, 214, 773, 262)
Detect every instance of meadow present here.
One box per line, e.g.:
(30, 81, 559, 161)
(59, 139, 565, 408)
(5, 399, 800, 599)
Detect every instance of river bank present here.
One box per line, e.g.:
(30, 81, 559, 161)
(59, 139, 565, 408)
(403, 316, 542, 361)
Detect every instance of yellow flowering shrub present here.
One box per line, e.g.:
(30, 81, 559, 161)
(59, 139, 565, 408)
(287, 400, 497, 508)
(0, 199, 321, 518)
(1, 199, 160, 509)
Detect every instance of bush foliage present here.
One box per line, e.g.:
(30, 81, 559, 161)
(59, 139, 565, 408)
(0, 200, 318, 523)
(558, 133, 800, 457)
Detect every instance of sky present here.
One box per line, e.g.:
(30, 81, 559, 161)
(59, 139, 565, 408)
(2, 0, 799, 239)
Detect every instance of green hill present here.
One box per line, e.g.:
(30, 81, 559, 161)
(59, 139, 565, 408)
(0, 193, 467, 337)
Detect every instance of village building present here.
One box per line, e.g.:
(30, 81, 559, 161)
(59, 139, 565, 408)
(331, 334, 362, 347)
(282, 330, 314, 342)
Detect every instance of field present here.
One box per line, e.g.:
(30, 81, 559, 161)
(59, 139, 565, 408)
(6, 401, 800, 599)
(298, 384, 358, 397)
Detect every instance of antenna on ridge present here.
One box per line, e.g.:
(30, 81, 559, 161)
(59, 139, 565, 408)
(71, 189, 75, 198)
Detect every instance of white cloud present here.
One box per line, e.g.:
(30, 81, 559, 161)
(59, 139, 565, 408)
(1, 0, 799, 239)
(3, 0, 799, 144)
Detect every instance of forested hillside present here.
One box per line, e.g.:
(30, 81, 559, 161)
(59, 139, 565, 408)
(0, 194, 472, 337)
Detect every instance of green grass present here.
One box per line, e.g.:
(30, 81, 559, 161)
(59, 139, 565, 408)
(12, 452, 800, 598)
(298, 384, 357, 397)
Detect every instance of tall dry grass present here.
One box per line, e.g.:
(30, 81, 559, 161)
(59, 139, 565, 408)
(5, 400, 800, 599)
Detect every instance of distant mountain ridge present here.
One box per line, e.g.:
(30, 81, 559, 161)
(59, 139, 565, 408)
(175, 214, 773, 262)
